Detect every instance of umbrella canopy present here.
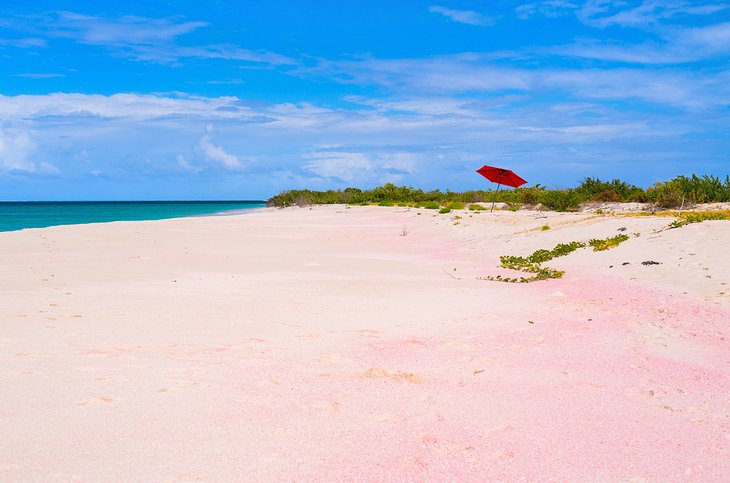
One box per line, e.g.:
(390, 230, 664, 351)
(476, 165, 528, 212)
(476, 165, 527, 188)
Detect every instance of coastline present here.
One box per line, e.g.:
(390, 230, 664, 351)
(1, 205, 728, 480)
(0, 200, 266, 233)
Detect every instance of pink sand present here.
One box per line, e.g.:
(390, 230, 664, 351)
(0, 205, 728, 480)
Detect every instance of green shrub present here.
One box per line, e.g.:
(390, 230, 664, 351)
(438, 207, 451, 214)
(469, 204, 487, 211)
(445, 201, 466, 210)
(422, 201, 440, 209)
(576, 177, 644, 202)
(515, 185, 546, 205)
(647, 175, 730, 208)
(540, 190, 581, 212)
(265, 174, 730, 209)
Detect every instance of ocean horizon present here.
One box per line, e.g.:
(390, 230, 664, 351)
(0, 200, 266, 232)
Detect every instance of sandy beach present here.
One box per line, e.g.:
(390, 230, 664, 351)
(1, 205, 728, 481)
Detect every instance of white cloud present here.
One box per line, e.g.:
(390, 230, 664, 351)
(0, 90, 725, 191)
(0, 127, 36, 172)
(2, 11, 294, 66)
(303, 152, 375, 181)
(12, 73, 66, 79)
(428, 6, 495, 27)
(197, 124, 246, 171)
(38, 161, 61, 175)
(312, 55, 532, 93)
(176, 154, 202, 173)
(578, 1, 729, 28)
(516, 1, 577, 19)
(308, 54, 730, 109)
(682, 21, 730, 53)
(53, 11, 207, 45)
(0, 37, 46, 48)
(517, 0, 729, 28)
(303, 150, 419, 183)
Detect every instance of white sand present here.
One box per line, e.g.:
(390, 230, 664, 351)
(1, 205, 728, 480)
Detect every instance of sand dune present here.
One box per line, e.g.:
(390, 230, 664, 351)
(1, 205, 728, 480)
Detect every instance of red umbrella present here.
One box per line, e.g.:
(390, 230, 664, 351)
(476, 165, 528, 212)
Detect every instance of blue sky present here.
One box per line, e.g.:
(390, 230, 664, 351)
(1, 1, 728, 200)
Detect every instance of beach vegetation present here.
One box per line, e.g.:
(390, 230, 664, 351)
(445, 201, 466, 210)
(438, 207, 451, 214)
(479, 241, 585, 283)
(540, 224, 550, 231)
(266, 174, 730, 211)
(588, 234, 629, 251)
(469, 203, 487, 211)
(576, 177, 646, 203)
(481, 234, 634, 283)
(540, 189, 581, 212)
(668, 210, 730, 228)
(647, 175, 730, 208)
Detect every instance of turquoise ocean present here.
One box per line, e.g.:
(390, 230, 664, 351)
(0, 201, 266, 232)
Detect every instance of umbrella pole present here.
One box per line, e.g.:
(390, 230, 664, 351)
(491, 182, 501, 213)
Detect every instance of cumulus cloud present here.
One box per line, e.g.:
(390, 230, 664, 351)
(0, 90, 725, 191)
(428, 6, 495, 27)
(303, 150, 419, 184)
(0, 127, 36, 172)
(197, 124, 246, 171)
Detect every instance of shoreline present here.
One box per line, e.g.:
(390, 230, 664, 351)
(0, 200, 266, 233)
(1, 205, 728, 480)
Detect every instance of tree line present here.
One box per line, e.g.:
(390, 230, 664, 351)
(267, 174, 730, 212)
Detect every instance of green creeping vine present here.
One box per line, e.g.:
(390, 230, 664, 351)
(588, 234, 629, 251)
(668, 211, 730, 229)
(480, 235, 630, 283)
(478, 241, 585, 283)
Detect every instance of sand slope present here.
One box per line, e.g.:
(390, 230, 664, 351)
(1, 205, 728, 480)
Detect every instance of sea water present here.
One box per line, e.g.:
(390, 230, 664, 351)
(0, 201, 266, 232)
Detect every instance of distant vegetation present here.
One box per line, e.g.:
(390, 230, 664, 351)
(267, 174, 730, 212)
